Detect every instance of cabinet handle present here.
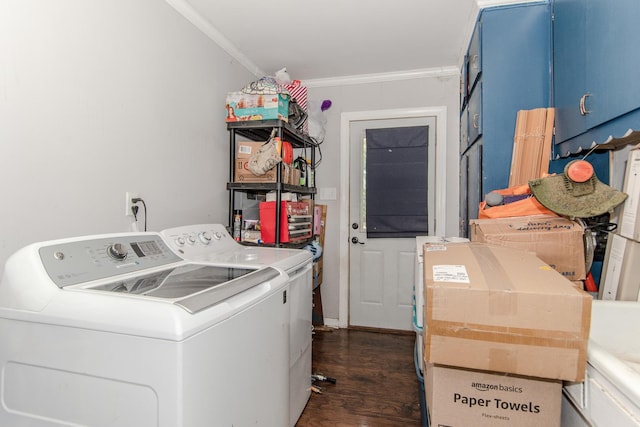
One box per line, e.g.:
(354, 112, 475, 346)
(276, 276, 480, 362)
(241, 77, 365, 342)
(471, 54, 479, 71)
(472, 113, 480, 129)
(579, 93, 591, 116)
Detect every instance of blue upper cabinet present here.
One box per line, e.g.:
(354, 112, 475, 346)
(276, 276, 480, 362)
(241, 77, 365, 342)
(552, 0, 586, 143)
(459, 2, 552, 236)
(553, 0, 640, 156)
(466, 23, 482, 96)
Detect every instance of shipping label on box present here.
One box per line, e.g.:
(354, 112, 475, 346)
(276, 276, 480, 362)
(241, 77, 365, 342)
(423, 243, 592, 381)
(620, 148, 640, 242)
(225, 92, 289, 122)
(470, 214, 586, 280)
(425, 364, 562, 427)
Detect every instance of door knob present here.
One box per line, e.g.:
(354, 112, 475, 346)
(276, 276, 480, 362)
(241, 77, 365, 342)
(351, 237, 364, 245)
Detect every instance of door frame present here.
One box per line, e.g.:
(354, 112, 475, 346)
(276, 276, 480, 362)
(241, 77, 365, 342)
(338, 106, 448, 328)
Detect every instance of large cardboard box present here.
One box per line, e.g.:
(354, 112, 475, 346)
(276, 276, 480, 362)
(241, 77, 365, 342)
(225, 92, 289, 122)
(423, 243, 591, 381)
(470, 214, 586, 280)
(425, 364, 562, 427)
(619, 147, 640, 242)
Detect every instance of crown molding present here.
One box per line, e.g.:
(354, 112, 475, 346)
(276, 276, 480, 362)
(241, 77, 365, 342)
(302, 66, 459, 88)
(476, 0, 545, 7)
(165, 0, 265, 77)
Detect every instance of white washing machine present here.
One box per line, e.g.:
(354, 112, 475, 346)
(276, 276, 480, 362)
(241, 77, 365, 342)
(562, 301, 640, 427)
(0, 231, 291, 426)
(161, 224, 313, 427)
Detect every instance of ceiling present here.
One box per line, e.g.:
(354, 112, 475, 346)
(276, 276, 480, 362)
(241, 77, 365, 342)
(169, 0, 527, 84)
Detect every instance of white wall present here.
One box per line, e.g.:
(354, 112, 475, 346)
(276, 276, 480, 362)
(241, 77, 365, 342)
(0, 1, 463, 325)
(0, 0, 253, 276)
(306, 74, 461, 322)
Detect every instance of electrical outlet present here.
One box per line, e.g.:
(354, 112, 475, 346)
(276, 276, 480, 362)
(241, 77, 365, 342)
(125, 192, 139, 216)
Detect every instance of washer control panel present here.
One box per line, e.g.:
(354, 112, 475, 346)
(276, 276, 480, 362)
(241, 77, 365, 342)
(39, 235, 182, 288)
(161, 224, 239, 258)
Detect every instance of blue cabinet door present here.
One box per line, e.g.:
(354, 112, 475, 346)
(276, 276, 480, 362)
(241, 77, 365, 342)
(459, 2, 551, 233)
(467, 81, 482, 145)
(552, 0, 586, 143)
(459, 141, 483, 238)
(553, 0, 640, 145)
(467, 22, 482, 95)
(586, 0, 640, 127)
(480, 3, 551, 194)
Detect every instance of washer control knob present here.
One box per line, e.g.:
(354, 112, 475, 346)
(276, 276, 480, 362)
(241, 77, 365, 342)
(107, 243, 128, 260)
(198, 232, 212, 245)
(175, 237, 186, 246)
(187, 234, 197, 245)
(213, 232, 223, 240)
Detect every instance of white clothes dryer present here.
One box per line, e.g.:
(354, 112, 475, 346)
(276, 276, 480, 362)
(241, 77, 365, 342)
(161, 224, 313, 427)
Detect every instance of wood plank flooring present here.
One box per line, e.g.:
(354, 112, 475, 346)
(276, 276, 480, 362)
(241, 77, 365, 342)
(296, 328, 423, 427)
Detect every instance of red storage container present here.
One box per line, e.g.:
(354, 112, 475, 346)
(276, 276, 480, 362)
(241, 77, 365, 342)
(259, 201, 313, 244)
(259, 201, 289, 243)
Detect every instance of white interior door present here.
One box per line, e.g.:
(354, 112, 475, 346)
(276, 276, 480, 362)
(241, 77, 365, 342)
(348, 117, 436, 330)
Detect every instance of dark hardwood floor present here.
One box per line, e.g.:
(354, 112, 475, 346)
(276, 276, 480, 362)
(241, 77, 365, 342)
(296, 328, 423, 427)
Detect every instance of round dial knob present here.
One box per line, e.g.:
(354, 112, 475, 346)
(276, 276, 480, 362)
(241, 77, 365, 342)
(213, 232, 223, 240)
(175, 237, 186, 246)
(187, 234, 197, 245)
(198, 232, 212, 245)
(107, 243, 128, 260)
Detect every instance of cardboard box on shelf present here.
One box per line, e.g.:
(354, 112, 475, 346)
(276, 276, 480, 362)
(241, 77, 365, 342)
(423, 243, 592, 382)
(225, 92, 289, 122)
(619, 147, 640, 242)
(290, 167, 301, 186)
(234, 141, 287, 183)
(425, 364, 562, 427)
(470, 214, 586, 280)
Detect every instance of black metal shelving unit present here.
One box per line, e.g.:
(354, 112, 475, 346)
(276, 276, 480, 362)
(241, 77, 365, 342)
(227, 119, 317, 247)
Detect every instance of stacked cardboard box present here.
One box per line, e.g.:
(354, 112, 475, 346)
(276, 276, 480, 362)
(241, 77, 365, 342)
(422, 242, 592, 426)
(425, 364, 562, 427)
(225, 92, 289, 122)
(469, 214, 586, 281)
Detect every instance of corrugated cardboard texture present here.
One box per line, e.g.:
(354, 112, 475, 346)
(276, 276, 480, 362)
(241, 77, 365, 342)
(470, 214, 586, 280)
(423, 243, 591, 381)
(425, 364, 561, 427)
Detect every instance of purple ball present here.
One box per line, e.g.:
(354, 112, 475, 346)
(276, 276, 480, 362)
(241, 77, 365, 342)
(320, 100, 332, 111)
